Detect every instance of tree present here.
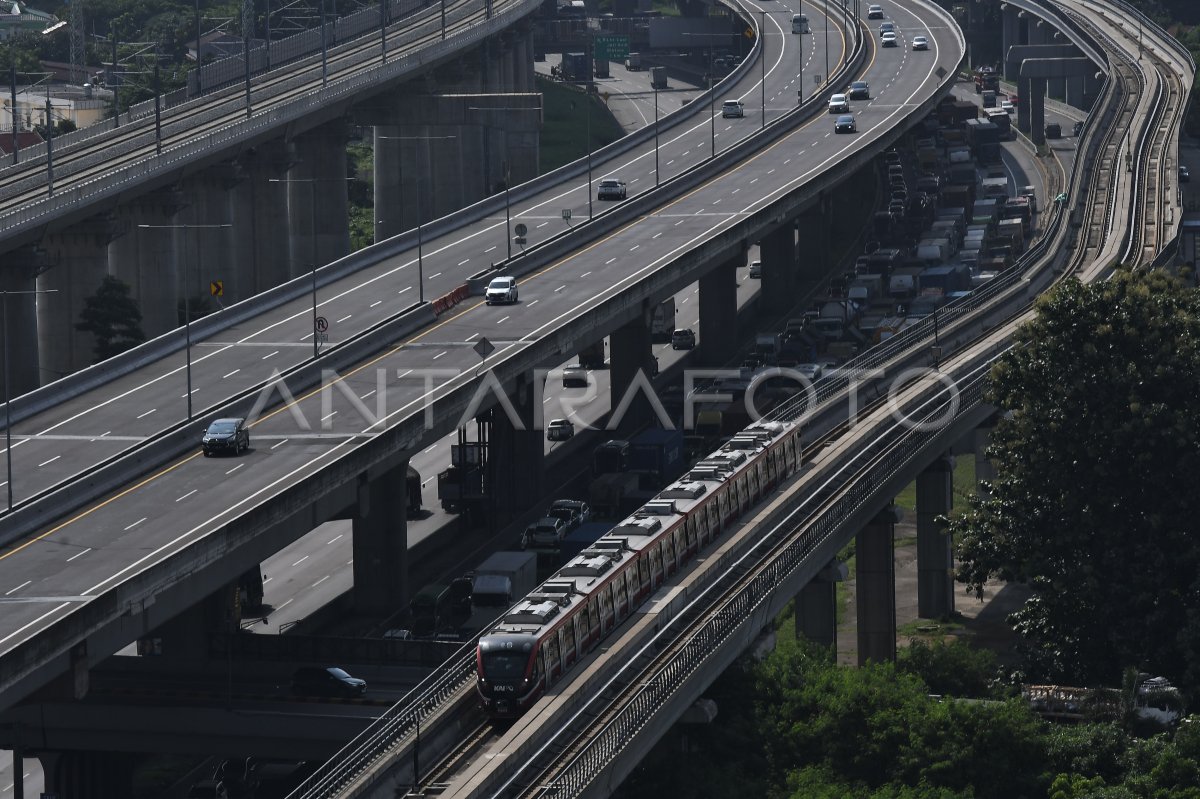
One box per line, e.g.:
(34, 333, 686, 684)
(75, 276, 145, 361)
(952, 269, 1200, 694)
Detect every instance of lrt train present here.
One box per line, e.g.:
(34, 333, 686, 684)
(476, 418, 803, 718)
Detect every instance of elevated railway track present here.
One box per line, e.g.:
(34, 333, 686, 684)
(281, 2, 1193, 797)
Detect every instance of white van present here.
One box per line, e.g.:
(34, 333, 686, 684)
(791, 14, 809, 33)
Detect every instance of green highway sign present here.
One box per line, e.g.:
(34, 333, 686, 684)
(593, 34, 630, 60)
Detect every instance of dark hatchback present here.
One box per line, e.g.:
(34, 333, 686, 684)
(834, 114, 857, 133)
(290, 666, 367, 698)
(202, 417, 249, 456)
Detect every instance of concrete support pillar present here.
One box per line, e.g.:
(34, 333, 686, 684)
(38, 218, 116, 379)
(974, 426, 995, 493)
(175, 169, 236, 322)
(1002, 8, 1021, 79)
(0, 248, 45, 396)
(795, 561, 846, 648)
(759, 224, 797, 315)
(1016, 75, 1032, 134)
(1028, 19, 1047, 46)
(487, 381, 544, 515)
(1029, 78, 1046, 146)
(698, 256, 740, 367)
(288, 121, 351, 278)
(609, 309, 655, 433)
(916, 457, 954, 620)
(39, 751, 137, 799)
(796, 208, 828, 282)
(1084, 71, 1104, 110)
(152, 585, 237, 661)
(107, 190, 182, 340)
(1065, 74, 1086, 110)
(232, 141, 294, 296)
(352, 462, 410, 615)
(1046, 74, 1065, 101)
(856, 505, 899, 665)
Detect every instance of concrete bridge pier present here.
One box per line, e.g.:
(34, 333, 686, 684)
(372, 119, 463, 242)
(609, 304, 657, 433)
(916, 456, 955, 620)
(108, 190, 183, 340)
(175, 168, 237, 318)
(37, 750, 138, 799)
(856, 505, 900, 665)
(38, 218, 117, 379)
(1065, 74, 1086, 109)
(487, 377, 545, 516)
(231, 141, 295, 297)
(796, 204, 829, 283)
(794, 561, 847, 648)
(352, 460, 411, 615)
(698, 254, 742, 367)
(150, 582, 240, 661)
(1002, 7, 1021, 77)
(1029, 76, 1046, 145)
(758, 224, 798, 315)
(1016, 74, 1032, 135)
(288, 121, 352, 278)
(0, 247, 45, 397)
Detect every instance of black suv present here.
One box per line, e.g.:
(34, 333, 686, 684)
(202, 418, 249, 456)
(290, 666, 367, 698)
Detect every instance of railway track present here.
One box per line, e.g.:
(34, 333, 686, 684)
(0, 0, 496, 226)
(458, 5, 1192, 799)
(284, 3, 1190, 797)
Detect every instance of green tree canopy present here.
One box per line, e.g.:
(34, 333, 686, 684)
(952, 269, 1200, 693)
(75, 275, 146, 361)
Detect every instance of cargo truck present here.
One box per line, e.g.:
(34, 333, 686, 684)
(920, 264, 971, 294)
(628, 427, 686, 487)
(561, 51, 589, 82)
(471, 551, 538, 608)
(625, 52, 643, 70)
(650, 66, 668, 89)
(650, 297, 676, 342)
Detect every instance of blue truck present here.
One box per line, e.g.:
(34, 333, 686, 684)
(559, 521, 617, 564)
(628, 428, 685, 488)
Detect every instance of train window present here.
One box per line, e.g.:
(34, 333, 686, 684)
(600, 585, 614, 626)
(565, 616, 577, 657)
(748, 465, 760, 500)
(542, 646, 555, 689)
(589, 600, 601, 638)
(650, 545, 663, 583)
(686, 515, 698, 550)
(664, 530, 676, 571)
(638, 556, 650, 590)
(546, 635, 560, 673)
(718, 489, 730, 521)
(739, 475, 750, 509)
(707, 500, 719, 535)
(673, 527, 684, 566)
(696, 511, 709, 544)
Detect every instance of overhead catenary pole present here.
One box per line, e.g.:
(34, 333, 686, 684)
(9, 64, 18, 165)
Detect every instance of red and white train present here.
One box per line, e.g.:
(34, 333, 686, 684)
(475, 418, 803, 718)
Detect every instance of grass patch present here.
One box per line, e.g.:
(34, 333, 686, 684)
(898, 613, 967, 639)
(537, 76, 627, 173)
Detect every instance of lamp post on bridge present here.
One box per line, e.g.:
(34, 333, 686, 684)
(374, 135, 457, 301)
(1, 288, 56, 512)
(468, 105, 542, 260)
(268, 176, 356, 357)
(137, 223, 233, 419)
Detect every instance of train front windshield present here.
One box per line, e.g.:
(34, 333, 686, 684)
(480, 651, 529, 681)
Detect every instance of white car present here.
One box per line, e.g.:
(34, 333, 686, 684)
(1001, 99, 1015, 113)
(828, 93, 850, 113)
(484, 276, 518, 305)
(562, 365, 588, 388)
(749, 260, 763, 278)
(721, 100, 745, 118)
(597, 178, 627, 200)
(881, 31, 898, 47)
(911, 35, 929, 51)
(879, 21, 895, 35)
(867, 4, 884, 19)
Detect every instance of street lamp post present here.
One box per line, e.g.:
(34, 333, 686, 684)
(824, 0, 829, 87)
(137, 223, 232, 419)
(375, 135, 455, 300)
(761, 11, 766, 128)
(1, 288, 55, 511)
(654, 86, 660, 186)
(269, 176, 355, 356)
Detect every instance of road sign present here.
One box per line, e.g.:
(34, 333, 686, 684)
(514, 223, 528, 237)
(593, 34, 629, 61)
(210, 280, 223, 297)
(473, 337, 495, 360)
(744, 26, 755, 39)
(562, 209, 573, 221)
(315, 316, 329, 333)
(315, 332, 329, 344)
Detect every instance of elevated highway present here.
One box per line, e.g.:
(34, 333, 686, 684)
(275, 1, 1192, 796)
(0, 0, 898, 712)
